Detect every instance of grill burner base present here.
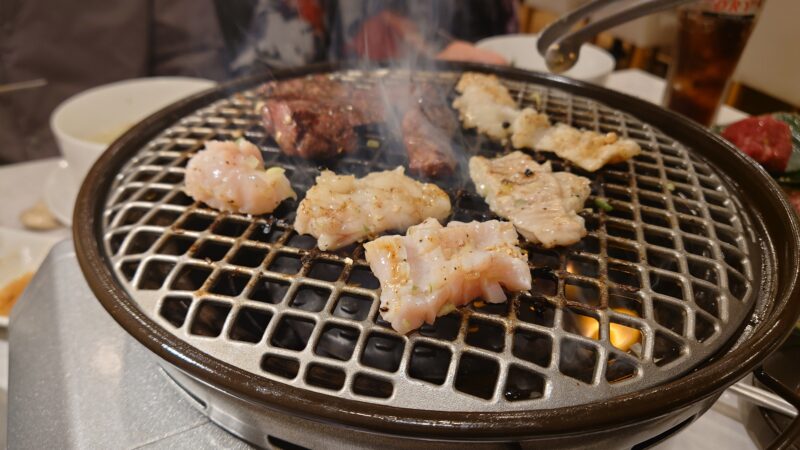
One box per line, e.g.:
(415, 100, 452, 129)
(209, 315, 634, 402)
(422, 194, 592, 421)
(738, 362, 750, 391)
(163, 359, 717, 449)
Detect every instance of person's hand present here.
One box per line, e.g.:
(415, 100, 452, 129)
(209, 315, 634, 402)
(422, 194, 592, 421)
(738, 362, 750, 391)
(436, 40, 508, 66)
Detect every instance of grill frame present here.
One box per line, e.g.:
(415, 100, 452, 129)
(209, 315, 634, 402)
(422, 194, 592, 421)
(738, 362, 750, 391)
(99, 66, 757, 410)
(74, 61, 800, 440)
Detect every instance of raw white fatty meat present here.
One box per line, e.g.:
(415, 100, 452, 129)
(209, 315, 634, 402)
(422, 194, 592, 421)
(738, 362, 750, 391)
(364, 218, 531, 334)
(293, 167, 451, 251)
(469, 151, 591, 248)
(453, 72, 641, 171)
(184, 139, 296, 215)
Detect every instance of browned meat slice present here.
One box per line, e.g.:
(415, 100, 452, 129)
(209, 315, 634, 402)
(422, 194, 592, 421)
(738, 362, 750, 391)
(401, 84, 458, 177)
(260, 75, 386, 159)
(262, 98, 359, 159)
(260, 74, 347, 100)
(262, 74, 383, 122)
(259, 76, 458, 176)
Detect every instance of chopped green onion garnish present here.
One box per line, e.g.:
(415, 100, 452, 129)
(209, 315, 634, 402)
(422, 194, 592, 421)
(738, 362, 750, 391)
(595, 198, 613, 212)
(665, 182, 676, 192)
(438, 303, 456, 316)
(529, 92, 542, 109)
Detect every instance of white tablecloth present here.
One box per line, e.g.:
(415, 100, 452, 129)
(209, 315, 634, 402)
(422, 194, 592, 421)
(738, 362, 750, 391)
(0, 69, 756, 448)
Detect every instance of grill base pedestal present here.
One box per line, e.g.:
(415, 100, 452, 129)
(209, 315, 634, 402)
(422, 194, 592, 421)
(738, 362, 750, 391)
(4, 239, 739, 449)
(160, 355, 718, 449)
(7, 241, 249, 449)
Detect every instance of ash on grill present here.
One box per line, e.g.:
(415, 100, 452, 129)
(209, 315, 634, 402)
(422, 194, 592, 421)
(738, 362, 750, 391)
(101, 69, 756, 412)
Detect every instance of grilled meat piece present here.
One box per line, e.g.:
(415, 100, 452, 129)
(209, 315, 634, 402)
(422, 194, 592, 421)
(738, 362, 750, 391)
(469, 151, 591, 248)
(184, 139, 296, 215)
(259, 75, 458, 177)
(260, 75, 346, 100)
(261, 74, 385, 159)
(293, 167, 452, 251)
(454, 72, 642, 171)
(452, 72, 520, 142)
(513, 110, 642, 172)
(262, 98, 361, 159)
(401, 85, 459, 177)
(364, 218, 532, 334)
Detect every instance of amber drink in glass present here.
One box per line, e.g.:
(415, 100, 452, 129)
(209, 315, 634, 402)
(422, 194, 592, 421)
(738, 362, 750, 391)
(663, 0, 763, 126)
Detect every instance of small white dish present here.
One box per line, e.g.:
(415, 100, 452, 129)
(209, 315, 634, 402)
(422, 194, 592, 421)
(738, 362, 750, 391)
(43, 160, 77, 227)
(476, 34, 616, 85)
(51, 77, 216, 191)
(0, 228, 60, 326)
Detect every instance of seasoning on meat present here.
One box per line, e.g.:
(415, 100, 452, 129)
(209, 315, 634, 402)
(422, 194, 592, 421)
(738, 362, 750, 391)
(184, 139, 296, 215)
(364, 218, 532, 334)
(454, 72, 641, 171)
(469, 151, 591, 248)
(536, 124, 640, 172)
(293, 167, 451, 251)
(509, 107, 550, 148)
(452, 72, 520, 142)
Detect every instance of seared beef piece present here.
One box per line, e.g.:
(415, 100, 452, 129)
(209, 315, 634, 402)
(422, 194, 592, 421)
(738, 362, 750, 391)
(259, 75, 458, 176)
(260, 75, 347, 100)
(401, 85, 458, 177)
(262, 74, 384, 121)
(261, 75, 385, 159)
(263, 98, 359, 159)
(402, 103, 457, 177)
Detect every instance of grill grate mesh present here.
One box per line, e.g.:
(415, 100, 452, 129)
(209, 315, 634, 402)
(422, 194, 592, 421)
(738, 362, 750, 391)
(101, 69, 756, 411)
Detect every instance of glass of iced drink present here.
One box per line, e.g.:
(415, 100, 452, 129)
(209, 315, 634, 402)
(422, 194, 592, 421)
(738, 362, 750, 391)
(663, 0, 764, 126)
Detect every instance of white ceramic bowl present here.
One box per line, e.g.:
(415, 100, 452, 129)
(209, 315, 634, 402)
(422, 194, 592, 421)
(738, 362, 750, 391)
(476, 34, 615, 85)
(50, 77, 216, 188)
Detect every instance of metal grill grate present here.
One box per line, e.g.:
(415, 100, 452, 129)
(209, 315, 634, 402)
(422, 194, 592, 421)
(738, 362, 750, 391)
(101, 69, 755, 411)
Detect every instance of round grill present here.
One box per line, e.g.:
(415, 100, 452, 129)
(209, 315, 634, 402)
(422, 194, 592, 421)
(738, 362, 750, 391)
(97, 68, 756, 412)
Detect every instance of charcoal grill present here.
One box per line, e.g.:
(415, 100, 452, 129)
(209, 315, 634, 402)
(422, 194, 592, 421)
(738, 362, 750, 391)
(74, 62, 800, 448)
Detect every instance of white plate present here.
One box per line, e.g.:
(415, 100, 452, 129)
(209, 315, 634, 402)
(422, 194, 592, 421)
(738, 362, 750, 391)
(0, 228, 60, 326)
(43, 160, 77, 227)
(477, 34, 615, 85)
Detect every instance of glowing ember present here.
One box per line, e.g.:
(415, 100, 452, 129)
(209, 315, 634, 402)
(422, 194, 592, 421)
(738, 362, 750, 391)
(576, 308, 641, 352)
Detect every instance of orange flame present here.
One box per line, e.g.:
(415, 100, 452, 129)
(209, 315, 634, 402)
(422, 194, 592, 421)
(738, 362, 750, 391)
(576, 308, 641, 352)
